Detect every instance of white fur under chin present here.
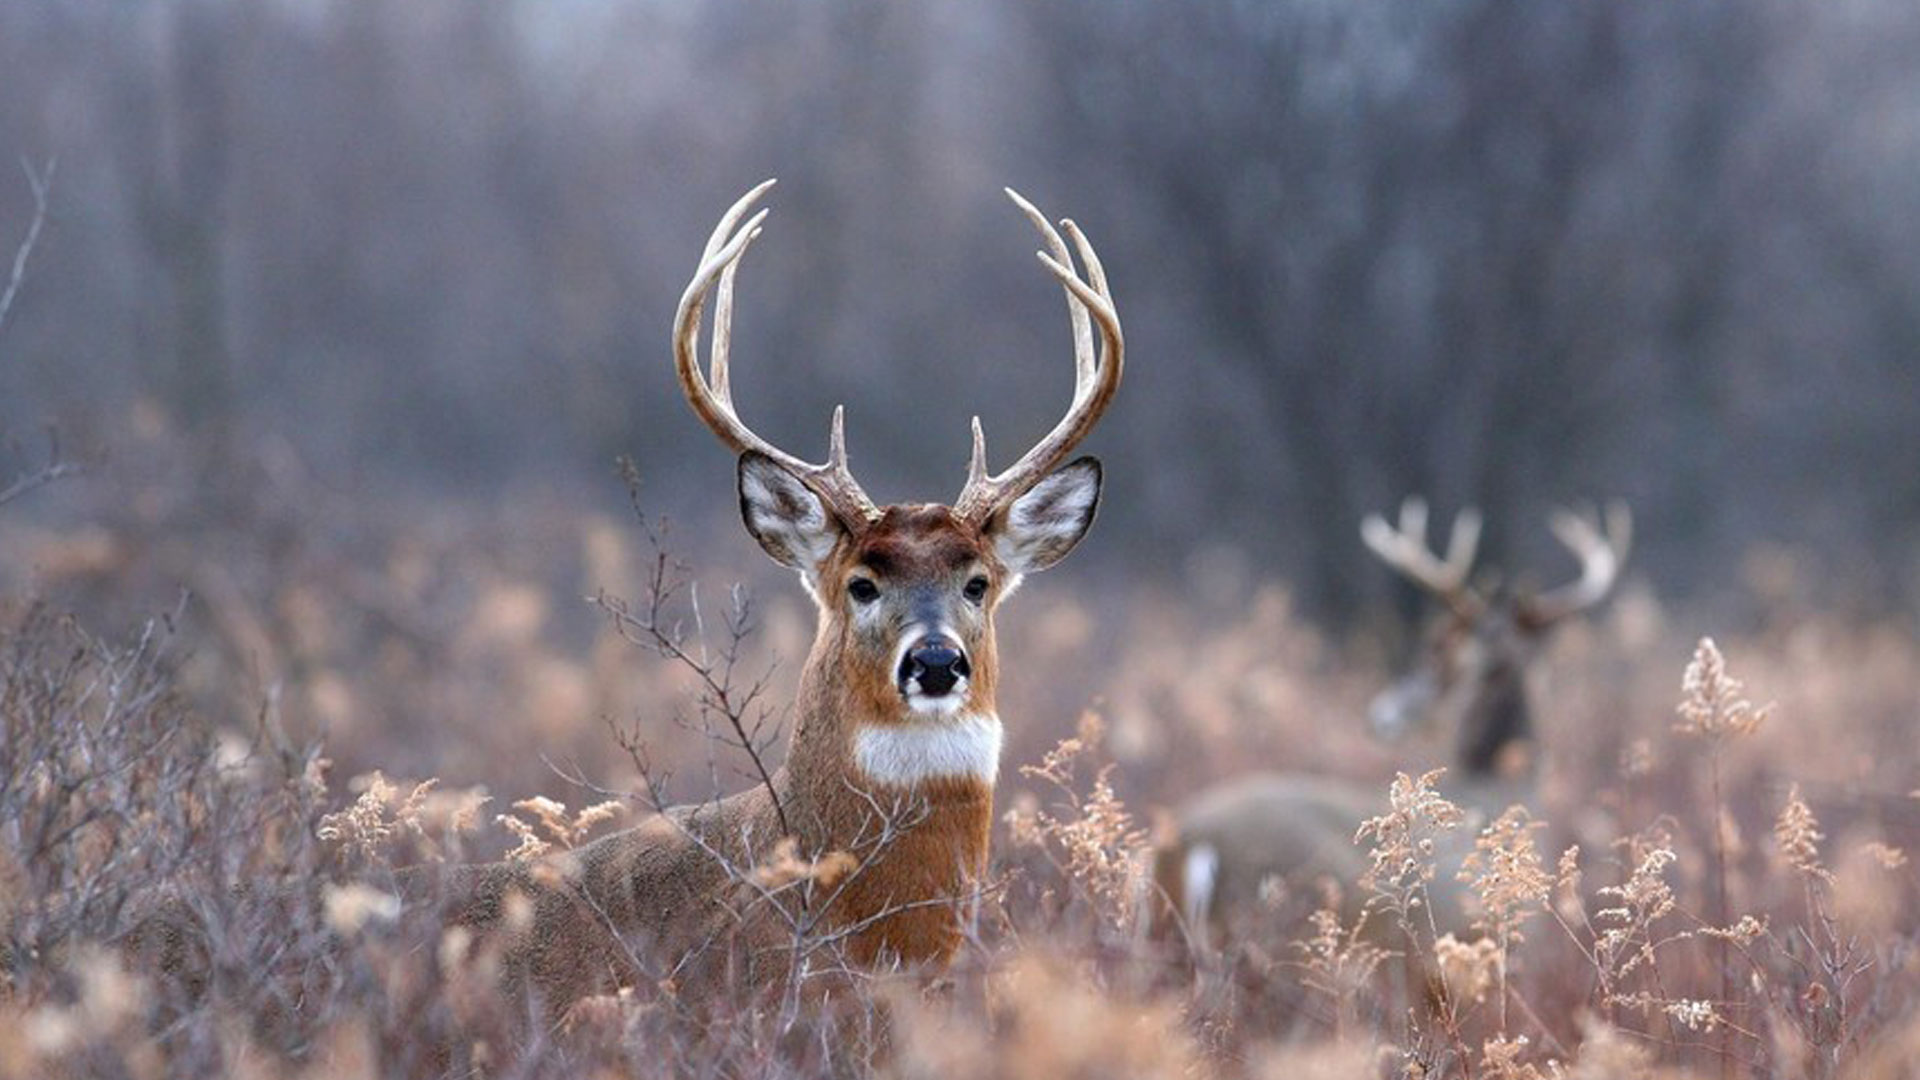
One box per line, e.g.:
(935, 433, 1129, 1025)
(854, 711, 1002, 788)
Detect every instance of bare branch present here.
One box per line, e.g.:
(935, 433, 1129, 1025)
(595, 457, 792, 839)
(0, 428, 82, 510)
(0, 156, 55, 343)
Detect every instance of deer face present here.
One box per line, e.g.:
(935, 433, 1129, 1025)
(740, 453, 1101, 719)
(672, 183, 1121, 791)
(1362, 499, 1631, 778)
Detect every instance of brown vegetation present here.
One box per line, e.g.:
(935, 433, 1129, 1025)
(2, 455, 1917, 1077)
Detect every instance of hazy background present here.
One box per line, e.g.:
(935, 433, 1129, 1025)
(4, 0, 1920, 625)
(6, 11, 1919, 1071)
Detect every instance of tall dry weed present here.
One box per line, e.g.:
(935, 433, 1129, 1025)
(1007, 711, 1150, 930)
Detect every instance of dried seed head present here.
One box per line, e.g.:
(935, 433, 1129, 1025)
(1675, 637, 1769, 740)
(1774, 784, 1832, 883)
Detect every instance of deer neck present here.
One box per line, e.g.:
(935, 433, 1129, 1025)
(1455, 659, 1531, 772)
(780, 623, 1000, 852)
(1452, 665, 1539, 817)
(758, 623, 998, 965)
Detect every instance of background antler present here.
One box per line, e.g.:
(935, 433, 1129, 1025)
(673, 180, 881, 527)
(952, 189, 1123, 525)
(1361, 497, 1485, 615)
(1519, 501, 1632, 627)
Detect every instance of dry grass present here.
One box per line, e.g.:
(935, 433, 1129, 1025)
(2, 468, 1917, 1078)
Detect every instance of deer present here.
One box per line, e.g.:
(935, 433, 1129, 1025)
(1150, 498, 1630, 959)
(411, 181, 1123, 1018)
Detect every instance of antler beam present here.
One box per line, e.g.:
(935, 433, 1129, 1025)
(1520, 502, 1632, 627)
(1361, 497, 1485, 614)
(673, 180, 881, 527)
(952, 189, 1124, 524)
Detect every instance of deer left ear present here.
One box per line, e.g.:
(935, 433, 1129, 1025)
(989, 456, 1102, 578)
(738, 452, 847, 584)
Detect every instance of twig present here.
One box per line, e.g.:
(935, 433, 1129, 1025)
(0, 156, 55, 341)
(596, 456, 791, 839)
(1707, 747, 1734, 1080)
(0, 428, 83, 509)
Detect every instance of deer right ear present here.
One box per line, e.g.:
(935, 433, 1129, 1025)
(989, 456, 1102, 579)
(738, 452, 846, 580)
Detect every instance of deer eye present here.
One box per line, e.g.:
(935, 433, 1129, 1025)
(848, 578, 880, 604)
(963, 576, 990, 603)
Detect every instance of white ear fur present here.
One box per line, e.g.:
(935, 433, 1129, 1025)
(738, 453, 845, 586)
(990, 457, 1101, 581)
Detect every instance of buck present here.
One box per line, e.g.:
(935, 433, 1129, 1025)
(426, 182, 1123, 1014)
(1152, 498, 1630, 952)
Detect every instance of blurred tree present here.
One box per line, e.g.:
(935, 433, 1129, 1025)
(1, 0, 1918, 622)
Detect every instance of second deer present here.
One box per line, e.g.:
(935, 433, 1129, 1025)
(1152, 498, 1630, 953)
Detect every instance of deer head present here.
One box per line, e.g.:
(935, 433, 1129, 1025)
(1362, 498, 1632, 777)
(672, 181, 1121, 784)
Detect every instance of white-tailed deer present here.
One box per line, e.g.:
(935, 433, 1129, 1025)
(426, 182, 1122, 1015)
(1152, 498, 1630, 953)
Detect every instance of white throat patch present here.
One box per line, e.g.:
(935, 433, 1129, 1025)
(854, 712, 1002, 788)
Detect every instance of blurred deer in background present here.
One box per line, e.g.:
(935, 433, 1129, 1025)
(1152, 498, 1630, 953)
(425, 181, 1123, 1017)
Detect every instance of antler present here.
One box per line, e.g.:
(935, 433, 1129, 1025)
(952, 189, 1124, 525)
(672, 180, 881, 527)
(1361, 497, 1485, 615)
(1519, 501, 1632, 627)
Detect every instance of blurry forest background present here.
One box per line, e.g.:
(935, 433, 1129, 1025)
(4, 0, 1920, 803)
(4, 0, 1920, 620)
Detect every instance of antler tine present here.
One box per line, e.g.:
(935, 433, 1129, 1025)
(677, 198, 769, 410)
(964, 414, 990, 494)
(954, 190, 1124, 524)
(711, 233, 746, 409)
(1445, 505, 1484, 578)
(829, 404, 852, 472)
(1396, 497, 1430, 553)
(1004, 188, 1095, 389)
(702, 177, 777, 261)
(690, 178, 776, 411)
(1523, 501, 1632, 626)
(1361, 497, 1484, 614)
(673, 182, 880, 527)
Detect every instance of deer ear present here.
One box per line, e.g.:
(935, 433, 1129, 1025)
(739, 453, 846, 580)
(989, 456, 1101, 579)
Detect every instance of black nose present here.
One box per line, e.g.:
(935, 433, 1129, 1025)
(901, 637, 971, 697)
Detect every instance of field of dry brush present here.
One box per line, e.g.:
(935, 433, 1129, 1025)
(2, 449, 1916, 1079)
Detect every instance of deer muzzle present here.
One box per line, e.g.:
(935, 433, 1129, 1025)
(899, 635, 972, 703)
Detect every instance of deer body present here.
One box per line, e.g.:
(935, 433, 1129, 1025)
(1154, 500, 1629, 953)
(1152, 728, 1536, 953)
(436, 703, 994, 1001)
(417, 184, 1123, 1017)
